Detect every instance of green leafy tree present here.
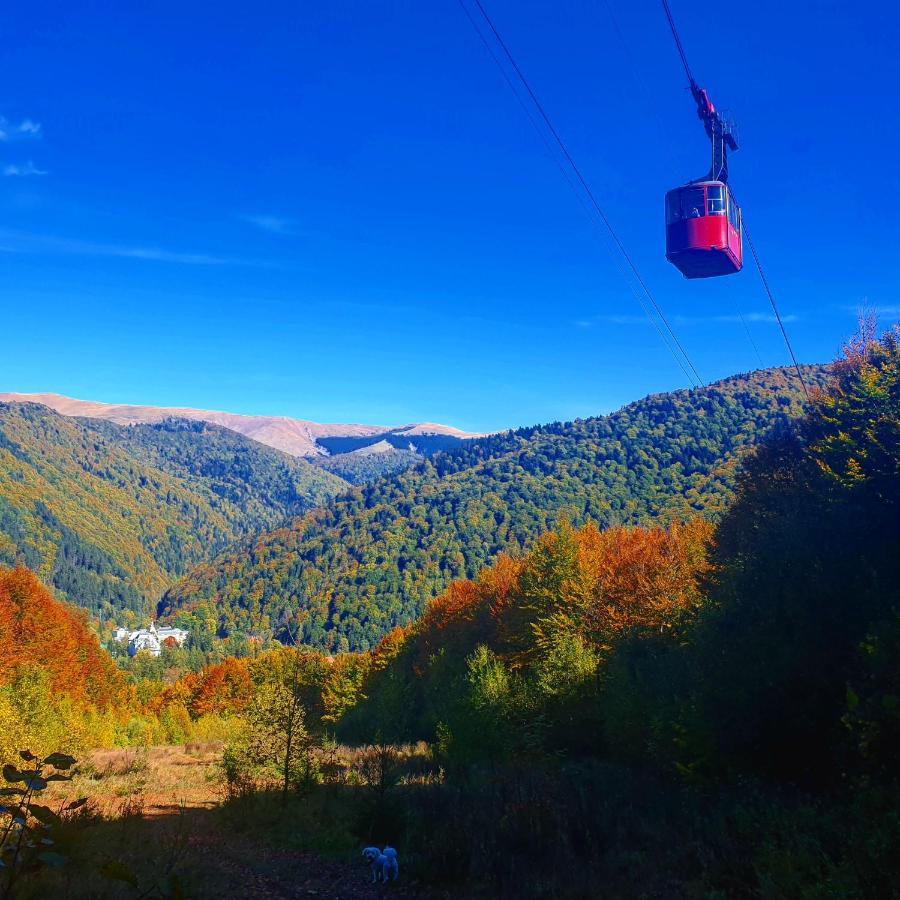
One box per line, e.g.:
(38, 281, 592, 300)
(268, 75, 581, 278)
(222, 661, 317, 803)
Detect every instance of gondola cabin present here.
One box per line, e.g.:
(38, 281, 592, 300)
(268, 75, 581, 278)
(665, 181, 742, 278)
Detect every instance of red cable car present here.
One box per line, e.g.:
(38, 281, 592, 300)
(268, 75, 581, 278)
(665, 82, 743, 279)
(665, 180, 742, 278)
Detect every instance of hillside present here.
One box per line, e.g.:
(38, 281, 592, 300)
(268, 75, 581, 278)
(0, 402, 346, 618)
(311, 444, 421, 484)
(0, 567, 125, 710)
(0, 392, 484, 458)
(160, 364, 830, 652)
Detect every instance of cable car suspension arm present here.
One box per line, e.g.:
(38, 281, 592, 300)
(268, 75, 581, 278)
(661, 0, 737, 183)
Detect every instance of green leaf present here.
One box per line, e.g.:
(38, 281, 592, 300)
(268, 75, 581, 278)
(27, 804, 60, 826)
(100, 859, 140, 887)
(0, 788, 21, 796)
(42, 753, 76, 770)
(18, 751, 36, 762)
(65, 797, 88, 811)
(45, 774, 72, 782)
(2, 765, 24, 784)
(24, 776, 48, 792)
(37, 850, 66, 868)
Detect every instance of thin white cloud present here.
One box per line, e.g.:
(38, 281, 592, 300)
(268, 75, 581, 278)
(241, 214, 293, 235)
(840, 303, 900, 319)
(674, 312, 800, 325)
(0, 229, 273, 267)
(577, 311, 799, 328)
(590, 314, 648, 326)
(0, 117, 42, 141)
(3, 161, 48, 177)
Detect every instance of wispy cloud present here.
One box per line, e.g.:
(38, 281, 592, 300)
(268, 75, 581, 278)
(675, 312, 800, 325)
(0, 229, 272, 267)
(0, 117, 42, 141)
(575, 313, 645, 327)
(840, 303, 900, 319)
(3, 161, 48, 177)
(241, 214, 293, 235)
(576, 311, 799, 329)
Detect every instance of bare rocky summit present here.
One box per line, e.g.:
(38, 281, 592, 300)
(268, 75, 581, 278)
(0, 392, 483, 458)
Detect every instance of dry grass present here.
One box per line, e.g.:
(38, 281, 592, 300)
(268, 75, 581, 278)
(46, 742, 224, 818)
(45, 740, 438, 819)
(27, 741, 442, 898)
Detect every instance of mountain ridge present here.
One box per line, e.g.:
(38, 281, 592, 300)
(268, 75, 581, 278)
(0, 392, 485, 458)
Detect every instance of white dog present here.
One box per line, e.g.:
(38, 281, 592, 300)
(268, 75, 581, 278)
(362, 847, 387, 883)
(362, 845, 399, 883)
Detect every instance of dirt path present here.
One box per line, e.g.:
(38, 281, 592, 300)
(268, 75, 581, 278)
(185, 825, 438, 899)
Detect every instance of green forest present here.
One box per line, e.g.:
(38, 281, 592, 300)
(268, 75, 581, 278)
(311, 446, 420, 484)
(161, 364, 830, 651)
(0, 404, 346, 619)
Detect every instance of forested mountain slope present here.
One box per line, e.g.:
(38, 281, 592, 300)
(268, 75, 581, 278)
(0, 566, 125, 709)
(312, 445, 421, 484)
(0, 403, 346, 617)
(160, 365, 829, 652)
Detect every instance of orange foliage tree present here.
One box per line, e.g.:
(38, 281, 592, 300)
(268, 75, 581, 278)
(490, 519, 713, 662)
(152, 656, 254, 718)
(339, 519, 713, 746)
(0, 566, 124, 707)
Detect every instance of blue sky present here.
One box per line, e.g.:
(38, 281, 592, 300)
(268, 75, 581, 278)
(2, 0, 898, 432)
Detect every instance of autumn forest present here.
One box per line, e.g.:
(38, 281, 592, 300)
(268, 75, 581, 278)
(1, 332, 898, 897)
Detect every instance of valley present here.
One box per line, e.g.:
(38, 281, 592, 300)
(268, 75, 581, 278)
(2, 336, 898, 898)
(2, 365, 826, 645)
(0, 403, 345, 616)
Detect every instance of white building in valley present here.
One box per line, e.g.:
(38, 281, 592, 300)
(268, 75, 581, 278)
(113, 621, 189, 657)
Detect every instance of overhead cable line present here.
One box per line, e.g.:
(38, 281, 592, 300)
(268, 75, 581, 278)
(743, 222, 811, 401)
(607, 0, 759, 372)
(459, 0, 703, 387)
(469, 0, 703, 387)
(734, 304, 765, 369)
(601, 0, 668, 151)
(661, 0, 696, 88)
(456, 0, 695, 386)
(660, 0, 808, 392)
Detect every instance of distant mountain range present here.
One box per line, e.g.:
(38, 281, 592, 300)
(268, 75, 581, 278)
(0, 393, 484, 459)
